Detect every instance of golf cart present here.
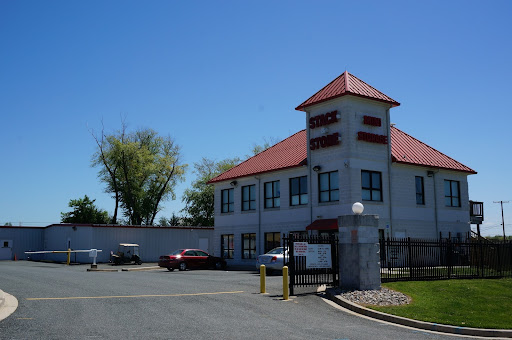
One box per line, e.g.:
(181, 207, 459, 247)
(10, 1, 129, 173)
(110, 243, 142, 265)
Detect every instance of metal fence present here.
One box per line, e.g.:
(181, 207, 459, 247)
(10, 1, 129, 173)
(283, 234, 339, 295)
(380, 236, 512, 282)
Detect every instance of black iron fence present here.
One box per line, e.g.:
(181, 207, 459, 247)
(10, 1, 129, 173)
(283, 234, 339, 295)
(380, 236, 512, 282)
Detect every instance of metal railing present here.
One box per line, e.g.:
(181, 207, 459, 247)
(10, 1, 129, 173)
(380, 236, 512, 282)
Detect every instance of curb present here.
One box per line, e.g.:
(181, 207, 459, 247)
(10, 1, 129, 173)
(121, 266, 161, 272)
(87, 268, 119, 272)
(0, 290, 18, 322)
(325, 288, 512, 338)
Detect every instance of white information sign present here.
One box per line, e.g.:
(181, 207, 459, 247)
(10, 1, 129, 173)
(294, 242, 308, 256)
(306, 244, 332, 269)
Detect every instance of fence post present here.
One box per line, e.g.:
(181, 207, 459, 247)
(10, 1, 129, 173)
(479, 237, 485, 278)
(497, 242, 502, 276)
(407, 237, 413, 279)
(447, 238, 452, 278)
(289, 234, 294, 296)
(331, 235, 339, 287)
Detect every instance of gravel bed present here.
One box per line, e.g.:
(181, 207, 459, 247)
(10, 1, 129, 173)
(334, 287, 411, 306)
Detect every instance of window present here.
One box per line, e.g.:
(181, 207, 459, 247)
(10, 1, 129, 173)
(265, 232, 281, 253)
(242, 185, 256, 211)
(242, 233, 256, 259)
(264, 181, 280, 208)
(221, 234, 234, 259)
(290, 176, 308, 206)
(444, 180, 460, 207)
(415, 176, 425, 205)
(362, 170, 382, 201)
(221, 188, 234, 213)
(319, 171, 339, 202)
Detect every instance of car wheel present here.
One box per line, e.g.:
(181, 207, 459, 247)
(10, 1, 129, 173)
(215, 261, 226, 270)
(178, 262, 187, 271)
(167, 267, 174, 272)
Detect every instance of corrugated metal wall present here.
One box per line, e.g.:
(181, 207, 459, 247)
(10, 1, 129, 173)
(0, 227, 45, 260)
(46, 225, 214, 263)
(0, 225, 214, 263)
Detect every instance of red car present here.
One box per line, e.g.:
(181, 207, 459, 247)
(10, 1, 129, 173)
(158, 249, 227, 271)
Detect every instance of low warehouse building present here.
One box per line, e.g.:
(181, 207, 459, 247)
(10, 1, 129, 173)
(0, 224, 214, 263)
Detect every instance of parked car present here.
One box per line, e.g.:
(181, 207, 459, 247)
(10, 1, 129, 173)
(158, 249, 227, 271)
(255, 247, 288, 272)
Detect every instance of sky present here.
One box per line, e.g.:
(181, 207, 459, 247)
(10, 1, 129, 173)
(1, 1, 511, 237)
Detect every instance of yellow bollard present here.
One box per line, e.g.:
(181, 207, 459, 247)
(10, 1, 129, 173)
(260, 265, 266, 293)
(283, 266, 289, 300)
(67, 249, 71, 265)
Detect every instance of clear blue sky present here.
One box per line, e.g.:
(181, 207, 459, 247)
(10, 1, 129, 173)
(1, 1, 511, 236)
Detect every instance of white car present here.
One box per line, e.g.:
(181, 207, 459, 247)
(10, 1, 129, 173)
(255, 247, 288, 271)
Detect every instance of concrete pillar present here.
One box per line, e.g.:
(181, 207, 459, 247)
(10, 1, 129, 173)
(338, 214, 381, 291)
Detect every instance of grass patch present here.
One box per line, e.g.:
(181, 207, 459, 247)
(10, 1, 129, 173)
(370, 278, 512, 329)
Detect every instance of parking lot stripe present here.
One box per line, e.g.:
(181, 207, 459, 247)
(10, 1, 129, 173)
(26, 291, 245, 301)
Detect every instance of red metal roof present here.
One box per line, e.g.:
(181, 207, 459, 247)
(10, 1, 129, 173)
(208, 126, 475, 184)
(207, 130, 308, 184)
(305, 219, 338, 231)
(295, 71, 400, 111)
(390, 126, 476, 174)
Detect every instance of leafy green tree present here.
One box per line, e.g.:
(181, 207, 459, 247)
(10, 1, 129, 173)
(158, 213, 183, 226)
(247, 136, 280, 158)
(61, 195, 110, 224)
(181, 157, 240, 226)
(91, 122, 187, 225)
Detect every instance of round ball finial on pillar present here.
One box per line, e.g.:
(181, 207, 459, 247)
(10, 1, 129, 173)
(352, 202, 364, 215)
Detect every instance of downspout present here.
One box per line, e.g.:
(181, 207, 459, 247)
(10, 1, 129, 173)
(387, 108, 393, 237)
(431, 170, 439, 237)
(307, 110, 313, 226)
(257, 176, 262, 255)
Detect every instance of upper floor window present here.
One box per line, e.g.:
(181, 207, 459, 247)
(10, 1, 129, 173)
(264, 180, 280, 208)
(362, 170, 382, 202)
(290, 176, 308, 206)
(242, 185, 256, 211)
(415, 176, 425, 205)
(444, 180, 460, 207)
(319, 171, 339, 202)
(221, 188, 234, 213)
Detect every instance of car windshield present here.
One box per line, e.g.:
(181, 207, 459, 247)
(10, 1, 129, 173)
(170, 249, 184, 255)
(266, 247, 284, 255)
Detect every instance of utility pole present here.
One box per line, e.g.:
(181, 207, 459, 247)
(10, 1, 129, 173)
(493, 201, 509, 241)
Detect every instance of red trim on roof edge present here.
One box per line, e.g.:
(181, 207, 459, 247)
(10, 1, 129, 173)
(295, 71, 400, 111)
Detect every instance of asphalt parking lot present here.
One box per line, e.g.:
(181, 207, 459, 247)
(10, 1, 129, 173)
(0, 261, 464, 340)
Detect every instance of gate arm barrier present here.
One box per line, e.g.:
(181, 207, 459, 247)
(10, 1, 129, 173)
(25, 249, 103, 265)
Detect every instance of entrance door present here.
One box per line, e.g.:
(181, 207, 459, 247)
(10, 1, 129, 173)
(0, 240, 13, 260)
